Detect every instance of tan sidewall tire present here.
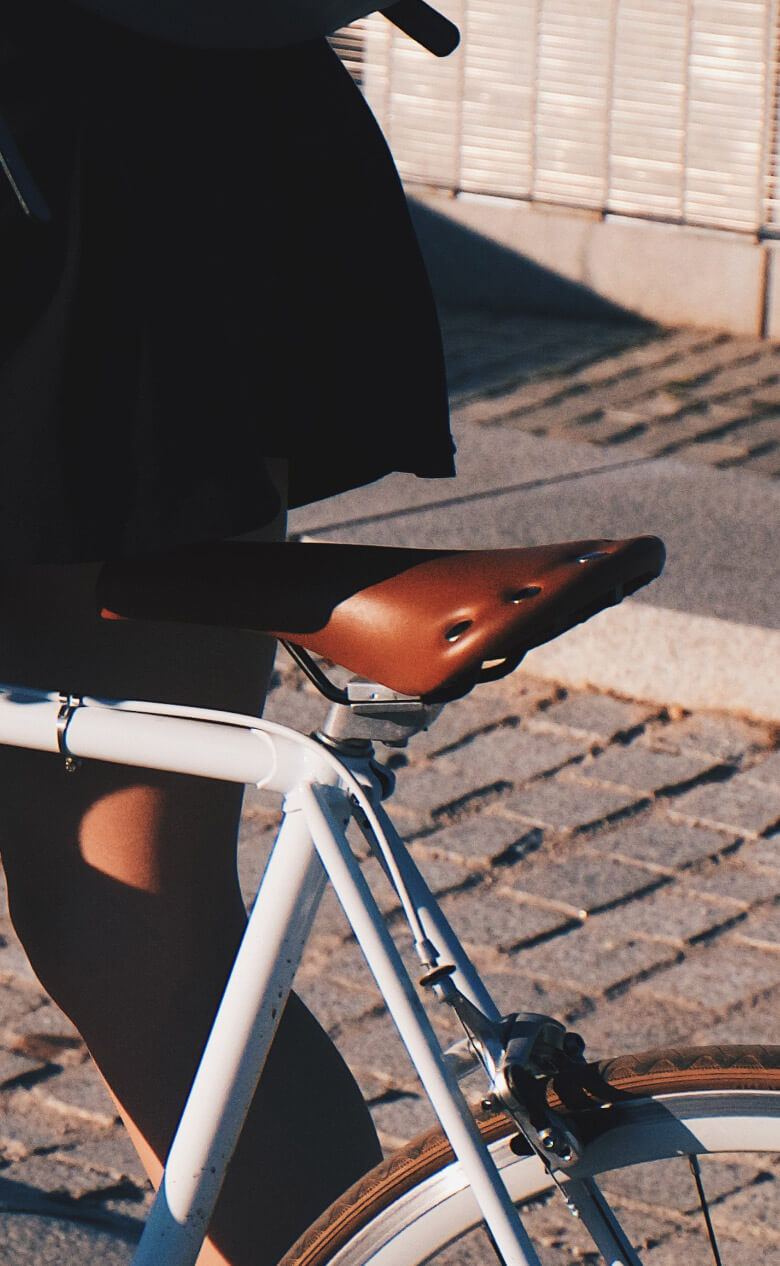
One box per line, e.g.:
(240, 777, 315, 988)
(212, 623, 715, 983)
(281, 1045, 780, 1266)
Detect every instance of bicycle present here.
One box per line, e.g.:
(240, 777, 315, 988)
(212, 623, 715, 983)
(0, 532, 778, 1266)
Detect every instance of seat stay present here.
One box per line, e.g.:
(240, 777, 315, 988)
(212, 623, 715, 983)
(301, 779, 545, 1266)
(357, 797, 503, 1026)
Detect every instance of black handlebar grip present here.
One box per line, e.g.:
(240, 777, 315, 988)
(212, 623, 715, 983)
(380, 0, 460, 56)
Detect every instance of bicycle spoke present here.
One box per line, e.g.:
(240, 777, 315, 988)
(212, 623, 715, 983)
(688, 1156, 724, 1266)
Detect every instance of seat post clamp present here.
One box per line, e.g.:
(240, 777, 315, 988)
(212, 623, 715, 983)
(56, 693, 83, 773)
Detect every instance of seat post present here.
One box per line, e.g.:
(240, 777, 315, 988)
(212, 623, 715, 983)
(320, 680, 443, 748)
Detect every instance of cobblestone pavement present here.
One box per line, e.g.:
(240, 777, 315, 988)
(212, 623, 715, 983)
(0, 309, 776, 1257)
(440, 309, 780, 480)
(0, 658, 774, 1258)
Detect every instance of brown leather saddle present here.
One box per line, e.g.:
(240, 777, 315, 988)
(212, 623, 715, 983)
(97, 536, 665, 702)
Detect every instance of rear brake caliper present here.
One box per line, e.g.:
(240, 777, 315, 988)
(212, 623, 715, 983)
(494, 1013, 585, 1170)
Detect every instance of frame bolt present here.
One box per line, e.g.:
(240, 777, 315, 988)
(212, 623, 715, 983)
(537, 1128, 571, 1161)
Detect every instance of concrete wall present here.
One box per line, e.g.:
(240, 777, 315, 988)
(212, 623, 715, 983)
(410, 190, 780, 337)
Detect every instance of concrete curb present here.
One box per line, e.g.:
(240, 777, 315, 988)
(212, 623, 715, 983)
(523, 599, 780, 724)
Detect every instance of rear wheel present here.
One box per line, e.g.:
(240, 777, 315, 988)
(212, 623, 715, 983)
(281, 1045, 780, 1266)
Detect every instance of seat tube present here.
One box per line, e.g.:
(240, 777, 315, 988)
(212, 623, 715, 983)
(131, 802, 327, 1266)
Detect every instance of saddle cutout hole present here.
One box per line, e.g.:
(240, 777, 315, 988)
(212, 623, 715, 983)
(507, 586, 541, 604)
(576, 550, 610, 564)
(444, 620, 473, 643)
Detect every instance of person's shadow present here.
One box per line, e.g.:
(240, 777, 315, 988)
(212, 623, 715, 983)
(408, 198, 654, 394)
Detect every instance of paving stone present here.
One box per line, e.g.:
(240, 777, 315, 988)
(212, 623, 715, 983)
(500, 853, 660, 917)
(408, 683, 549, 758)
(731, 905, 780, 953)
(752, 980, 780, 1019)
(3, 998, 81, 1047)
(739, 447, 780, 475)
(738, 838, 780, 874)
(517, 1191, 605, 1258)
(590, 886, 739, 947)
(643, 1233, 780, 1265)
(705, 1169, 780, 1254)
(579, 993, 700, 1059)
(402, 850, 474, 896)
(570, 406, 649, 444)
(669, 773, 780, 838)
(56, 1127, 148, 1185)
(745, 751, 780, 787)
(508, 924, 678, 996)
(0, 984, 53, 1041)
(302, 939, 386, 1009)
(261, 678, 328, 735)
(0, 1154, 117, 1201)
(587, 815, 735, 871)
(614, 1174, 780, 1264)
(527, 692, 650, 742)
(0, 1090, 77, 1155)
(690, 1008, 780, 1045)
(240, 783, 282, 822)
(332, 1014, 427, 1091)
(369, 1091, 435, 1148)
(236, 817, 276, 904)
(294, 973, 379, 1033)
(665, 349, 774, 404)
(0, 1048, 46, 1087)
(0, 1212, 140, 1263)
(577, 743, 719, 794)
(32, 1065, 119, 1128)
(304, 932, 448, 1027)
(632, 944, 780, 1011)
(448, 726, 586, 787)
(652, 711, 773, 761)
(573, 328, 720, 381)
(0, 932, 40, 987)
(649, 404, 735, 452)
(344, 856, 400, 921)
(678, 855, 780, 907)
(100, 1187, 154, 1225)
(604, 1149, 753, 1213)
(453, 316, 780, 479)
(500, 774, 645, 832)
(305, 882, 353, 941)
(685, 436, 759, 465)
(413, 816, 541, 866)
(436, 888, 572, 953)
(390, 759, 499, 824)
(473, 972, 585, 1023)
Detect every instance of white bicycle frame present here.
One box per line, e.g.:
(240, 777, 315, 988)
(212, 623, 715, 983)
(0, 683, 641, 1266)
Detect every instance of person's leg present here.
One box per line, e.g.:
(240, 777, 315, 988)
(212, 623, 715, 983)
(0, 556, 381, 1266)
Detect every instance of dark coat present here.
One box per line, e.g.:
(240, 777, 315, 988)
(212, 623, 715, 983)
(0, 1, 454, 561)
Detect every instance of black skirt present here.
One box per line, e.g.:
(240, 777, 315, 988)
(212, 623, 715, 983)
(0, 2, 454, 563)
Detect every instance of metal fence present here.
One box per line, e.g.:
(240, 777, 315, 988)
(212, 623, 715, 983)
(337, 0, 780, 236)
